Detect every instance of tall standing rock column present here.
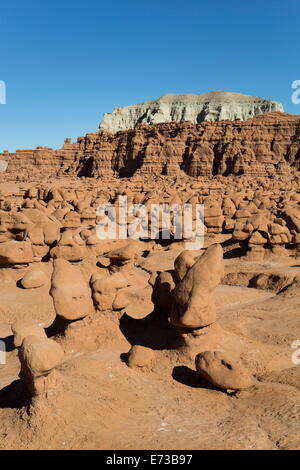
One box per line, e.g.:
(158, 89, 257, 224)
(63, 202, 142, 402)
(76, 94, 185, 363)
(170, 243, 224, 328)
(169, 244, 225, 360)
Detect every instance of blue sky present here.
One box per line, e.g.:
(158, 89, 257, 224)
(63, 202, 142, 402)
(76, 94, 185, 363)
(0, 0, 299, 151)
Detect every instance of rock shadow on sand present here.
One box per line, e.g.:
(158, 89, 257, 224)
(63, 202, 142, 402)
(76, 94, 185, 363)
(119, 309, 183, 351)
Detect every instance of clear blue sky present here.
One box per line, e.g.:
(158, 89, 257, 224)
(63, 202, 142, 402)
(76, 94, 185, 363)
(1, 0, 299, 152)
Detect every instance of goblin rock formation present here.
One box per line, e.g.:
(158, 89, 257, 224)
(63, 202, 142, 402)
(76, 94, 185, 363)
(169, 245, 225, 358)
(1, 112, 300, 180)
(0, 174, 300, 261)
(100, 91, 283, 132)
(18, 335, 64, 396)
(170, 244, 224, 328)
(50, 259, 94, 321)
(168, 244, 254, 390)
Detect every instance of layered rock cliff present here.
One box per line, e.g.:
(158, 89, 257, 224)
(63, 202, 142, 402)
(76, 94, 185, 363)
(99, 91, 284, 133)
(1, 112, 300, 181)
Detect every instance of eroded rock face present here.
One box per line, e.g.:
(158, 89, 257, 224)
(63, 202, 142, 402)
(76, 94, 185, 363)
(100, 92, 283, 132)
(2, 112, 300, 180)
(170, 244, 224, 328)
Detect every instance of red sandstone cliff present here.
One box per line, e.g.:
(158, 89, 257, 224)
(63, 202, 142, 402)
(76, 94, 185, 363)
(1, 112, 300, 181)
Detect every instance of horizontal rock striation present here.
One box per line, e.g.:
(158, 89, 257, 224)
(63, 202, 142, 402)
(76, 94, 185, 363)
(99, 91, 284, 133)
(1, 112, 300, 180)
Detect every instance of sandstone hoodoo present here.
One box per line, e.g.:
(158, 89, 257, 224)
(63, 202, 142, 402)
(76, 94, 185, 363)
(168, 244, 226, 361)
(18, 335, 64, 396)
(170, 244, 224, 329)
(100, 91, 284, 132)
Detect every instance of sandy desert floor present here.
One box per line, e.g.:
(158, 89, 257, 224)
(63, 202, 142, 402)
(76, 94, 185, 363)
(0, 246, 299, 450)
(0, 176, 299, 450)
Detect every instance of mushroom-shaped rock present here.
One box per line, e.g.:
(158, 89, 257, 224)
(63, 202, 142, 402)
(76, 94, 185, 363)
(93, 272, 128, 291)
(246, 244, 265, 261)
(195, 350, 254, 390)
(126, 345, 155, 368)
(58, 230, 76, 246)
(19, 336, 64, 396)
(50, 259, 94, 320)
(19, 335, 64, 377)
(170, 244, 224, 328)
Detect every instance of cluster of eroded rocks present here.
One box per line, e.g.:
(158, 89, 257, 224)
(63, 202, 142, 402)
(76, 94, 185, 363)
(10, 241, 255, 398)
(0, 177, 300, 269)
